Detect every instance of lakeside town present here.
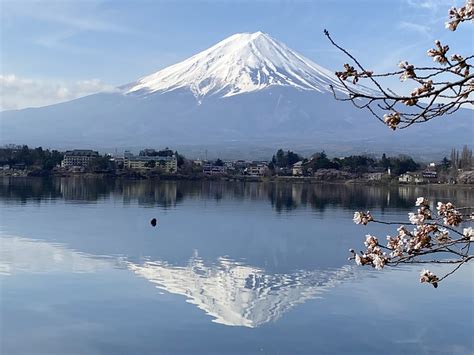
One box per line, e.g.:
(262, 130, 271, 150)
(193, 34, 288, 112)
(1, 144, 473, 185)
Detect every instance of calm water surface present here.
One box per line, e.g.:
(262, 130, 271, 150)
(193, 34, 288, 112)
(0, 177, 473, 355)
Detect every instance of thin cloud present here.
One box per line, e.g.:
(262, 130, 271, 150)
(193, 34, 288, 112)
(405, 0, 456, 11)
(2, 0, 135, 50)
(0, 74, 118, 111)
(397, 21, 432, 38)
(2, 0, 132, 33)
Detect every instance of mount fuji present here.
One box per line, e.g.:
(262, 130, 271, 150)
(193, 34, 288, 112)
(122, 31, 353, 99)
(1, 31, 471, 157)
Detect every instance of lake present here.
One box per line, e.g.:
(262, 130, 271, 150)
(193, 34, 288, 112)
(0, 177, 473, 355)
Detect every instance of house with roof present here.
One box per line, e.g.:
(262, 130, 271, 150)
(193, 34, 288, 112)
(245, 163, 268, 177)
(203, 164, 226, 175)
(61, 150, 99, 168)
(398, 172, 425, 184)
(292, 161, 304, 176)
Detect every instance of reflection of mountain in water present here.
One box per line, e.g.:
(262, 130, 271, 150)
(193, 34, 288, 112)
(0, 235, 115, 275)
(0, 236, 353, 327)
(128, 256, 355, 328)
(0, 235, 356, 328)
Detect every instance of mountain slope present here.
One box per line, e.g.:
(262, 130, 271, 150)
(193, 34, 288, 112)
(122, 31, 352, 98)
(0, 32, 471, 156)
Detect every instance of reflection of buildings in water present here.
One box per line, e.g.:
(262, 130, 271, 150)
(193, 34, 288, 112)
(292, 184, 303, 206)
(4, 178, 474, 211)
(128, 256, 355, 328)
(59, 177, 110, 202)
(122, 181, 179, 207)
(397, 185, 423, 202)
(58, 178, 181, 207)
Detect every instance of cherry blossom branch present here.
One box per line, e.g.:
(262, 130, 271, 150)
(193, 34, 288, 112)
(350, 198, 473, 288)
(323, 0, 473, 130)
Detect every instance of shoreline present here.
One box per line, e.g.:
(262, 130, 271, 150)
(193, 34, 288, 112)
(1, 170, 472, 187)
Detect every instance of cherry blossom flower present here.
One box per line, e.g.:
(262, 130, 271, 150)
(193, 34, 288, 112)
(399, 61, 416, 81)
(445, 1, 474, 31)
(354, 253, 362, 265)
(383, 112, 400, 130)
(386, 235, 404, 257)
(397, 225, 410, 237)
(340, 0, 473, 287)
(420, 269, 439, 288)
(415, 197, 427, 206)
(436, 228, 450, 243)
(463, 227, 474, 241)
(427, 40, 449, 65)
(364, 234, 378, 248)
(437, 202, 462, 226)
(409, 212, 423, 225)
(349, 195, 471, 287)
(353, 211, 373, 225)
(372, 255, 385, 270)
(353, 212, 362, 224)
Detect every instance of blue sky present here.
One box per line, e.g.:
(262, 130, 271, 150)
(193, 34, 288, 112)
(1, 0, 471, 109)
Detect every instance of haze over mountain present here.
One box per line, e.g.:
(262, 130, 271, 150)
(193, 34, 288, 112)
(1, 31, 471, 158)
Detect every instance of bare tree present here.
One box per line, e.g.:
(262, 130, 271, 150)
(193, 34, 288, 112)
(324, 0, 473, 130)
(326, 0, 473, 286)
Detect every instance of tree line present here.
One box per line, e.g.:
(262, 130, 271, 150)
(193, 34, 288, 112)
(0, 145, 64, 171)
(269, 148, 421, 175)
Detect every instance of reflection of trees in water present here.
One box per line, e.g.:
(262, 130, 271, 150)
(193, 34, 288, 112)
(268, 183, 402, 212)
(0, 177, 62, 204)
(1, 177, 473, 212)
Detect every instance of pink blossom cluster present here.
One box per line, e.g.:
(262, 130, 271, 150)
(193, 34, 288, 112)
(335, 63, 373, 84)
(427, 40, 450, 65)
(349, 197, 473, 287)
(437, 202, 463, 226)
(420, 269, 439, 288)
(445, 0, 473, 31)
(352, 211, 373, 225)
(383, 112, 401, 130)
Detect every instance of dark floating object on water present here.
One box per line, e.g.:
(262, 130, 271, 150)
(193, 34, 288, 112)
(150, 218, 157, 227)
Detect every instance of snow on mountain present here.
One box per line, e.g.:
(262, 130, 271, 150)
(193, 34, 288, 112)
(1, 31, 471, 154)
(128, 256, 356, 328)
(0, 234, 357, 328)
(123, 31, 350, 99)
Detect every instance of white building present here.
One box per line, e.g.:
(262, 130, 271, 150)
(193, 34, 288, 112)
(399, 172, 425, 184)
(292, 161, 304, 176)
(245, 164, 268, 177)
(61, 150, 99, 168)
(124, 151, 177, 173)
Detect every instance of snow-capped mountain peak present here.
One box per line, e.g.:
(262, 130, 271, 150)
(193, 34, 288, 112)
(123, 31, 346, 98)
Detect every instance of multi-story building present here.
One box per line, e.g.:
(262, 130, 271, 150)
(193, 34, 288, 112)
(123, 151, 177, 173)
(61, 150, 99, 168)
(203, 165, 226, 175)
(245, 164, 268, 177)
